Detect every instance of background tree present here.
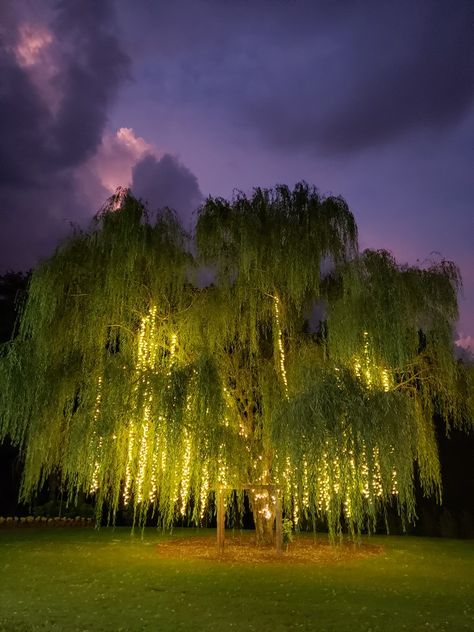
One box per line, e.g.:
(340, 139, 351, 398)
(0, 184, 471, 539)
(0, 271, 29, 516)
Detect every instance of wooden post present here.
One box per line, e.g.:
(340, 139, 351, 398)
(217, 489, 225, 555)
(275, 489, 283, 556)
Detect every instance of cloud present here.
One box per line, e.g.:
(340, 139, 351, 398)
(123, 0, 473, 157)
(456, 335, 474, 352)
(48, 0, 130, 168)
(242, 1, 474, 155)
(84, 128, 157, 194)
(0, 0, 130, 271)
(131, 154, 203, 225)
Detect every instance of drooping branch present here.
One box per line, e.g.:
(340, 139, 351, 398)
(0, 184, 471, 539)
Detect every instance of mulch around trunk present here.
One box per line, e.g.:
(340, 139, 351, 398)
(156, 533, 384, 564)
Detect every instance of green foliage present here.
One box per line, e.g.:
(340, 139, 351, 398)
(0, 184, 471, 538)
(282, 517, 294, 545)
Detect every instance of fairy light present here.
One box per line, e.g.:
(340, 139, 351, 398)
(124, 307, 158, 505)
(167, 331, 178, 386)
(170, 471, 180, 511)
(332, 455, 341, 495)
(273, 295, 289, 398)
(129, 318, 177, 506)
(362, 331, 373, 388)
(217, 443, 228, 487)
(284, 456, 292, 500)
(353, 358, 362, 379)
(89, 376, 103, 494)
(262, 505, 273, 520)
(361, 441, 370, 500)
(302, 456, 310, 509)
(353, 332, 394, 393)
(381, 369, 391, 392)
(343, 491, 352, 519)
(252, 489, 273, 522)
(161, 435, 168, 472)
(179, 428, 192, 516)
(391, 468, 399, 495)
(372, 446, 383, 497)
(390, 446, 399, 495)
(238, 423, 248, 438)
(344, 435, 357, 518)
(199, 459, 210, 520)
(317, 452, 331, 513)
(90, 436, 103, 494)
(170, 333, 177, 361)
(123, 424, 135, 505)
(149, 447, 158, 503)
(136, 414, 150, 504)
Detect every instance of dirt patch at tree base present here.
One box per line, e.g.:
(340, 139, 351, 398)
(156, 534, 384, 564)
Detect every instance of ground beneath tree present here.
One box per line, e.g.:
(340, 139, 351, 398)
(156, 533, 384, 564)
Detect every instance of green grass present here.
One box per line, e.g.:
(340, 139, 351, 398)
(0, 528, 473, 631)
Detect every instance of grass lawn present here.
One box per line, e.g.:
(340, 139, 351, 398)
(0, 527, 473, 631)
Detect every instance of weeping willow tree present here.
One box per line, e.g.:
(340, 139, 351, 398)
(0, 183, 471, 540)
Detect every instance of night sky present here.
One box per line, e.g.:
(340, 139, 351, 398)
(1, 0, 472, 349)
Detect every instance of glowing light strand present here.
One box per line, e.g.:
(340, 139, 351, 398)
(273, 295, 289, 398)
(89, 376, 103, 494)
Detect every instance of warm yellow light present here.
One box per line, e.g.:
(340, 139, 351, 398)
(273, 295, 289, 398)
(179, 428, 192, 516)
(372, 446, 383, 498)
(302, 456, 310, 509)
(217, 443, 228, 487)
(89, 376, 103, 494)
(199, 458, 209, 520)
(136, 416, 150, 504)
(123, 425, 135, 505)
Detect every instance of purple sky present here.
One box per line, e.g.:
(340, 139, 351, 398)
(1, 0, 473, 349)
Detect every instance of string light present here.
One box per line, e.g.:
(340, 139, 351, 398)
(179, 428, 192, 516)
(149, 446, 158, 503)
(273, 295, 289, 397)
(390, 447, 399, 495)
(199, 458, 209, 520)
(317, 451, 331, 513)
(136, 414, 150, 504)
(361, 441, 370, 500)
(381, 369, 391, 392)
(123, 424, 135, 505)
(372, 446, 383, 498)
(90, 436, 102, 494)
(89, 376, 103, 494)
(302, 456, 310, 509)
(391, 468, 399, 495)
(217, 443, 228, 487)
(352, 332, 393, 392)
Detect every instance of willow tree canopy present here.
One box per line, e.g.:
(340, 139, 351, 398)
(0, 183, 471, 536)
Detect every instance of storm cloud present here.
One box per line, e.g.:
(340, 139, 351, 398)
(0, 0, 472, 340)
(0, 0, 129, 270)
(246, 1, 474, 154)
(119, 0, 473, 156)
(131, 154, 203, 226)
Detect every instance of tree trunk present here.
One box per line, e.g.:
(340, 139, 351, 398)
(250, 488, 276, 545)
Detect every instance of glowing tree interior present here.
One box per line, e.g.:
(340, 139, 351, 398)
(0, 184, 472, 540)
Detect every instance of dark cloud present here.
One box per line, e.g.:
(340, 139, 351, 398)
(242, 1, 474, 154)
(301, 3, 472, 154)
(0, 54, 51, 187)
(131, 154, 203, 224)
(0, 0, 129, 271)
(122, 0, 473, 156)
(50, 0, 129, 167)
